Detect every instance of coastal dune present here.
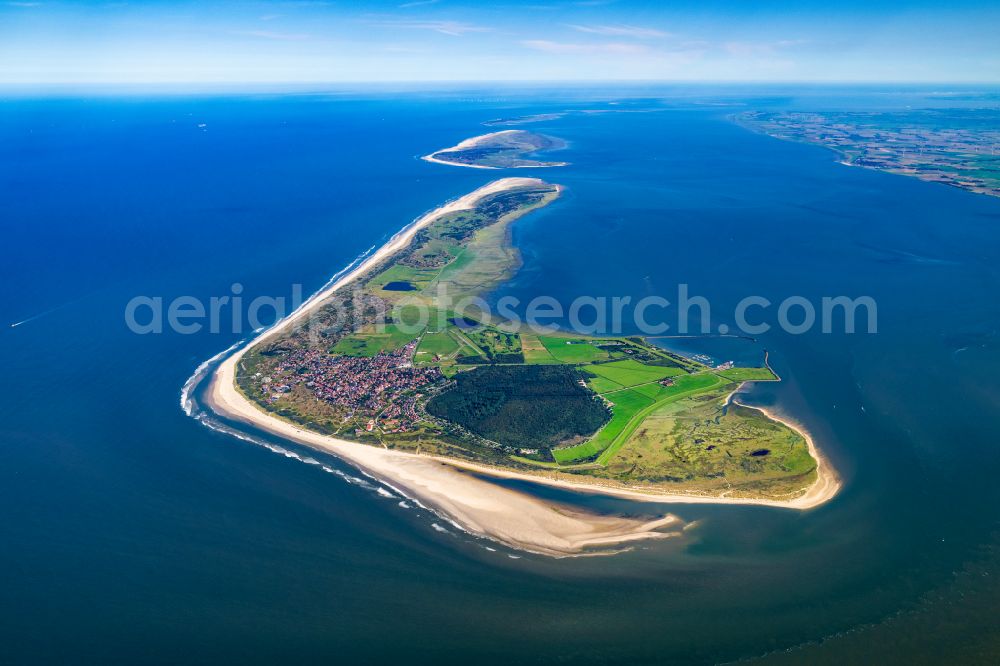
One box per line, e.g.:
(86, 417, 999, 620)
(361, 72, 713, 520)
(203, 177, 838, 556)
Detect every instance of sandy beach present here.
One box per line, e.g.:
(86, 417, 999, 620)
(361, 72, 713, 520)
(421, 154, 500, 169)
(203, 177, 839, 556)
(421, 130, 568, 169)
(429, 400, 840, 511)
(421, 131, 516, 168)
(207, 364, 684, 557)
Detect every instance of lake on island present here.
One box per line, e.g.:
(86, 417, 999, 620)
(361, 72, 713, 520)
(2, 86, 999, 664)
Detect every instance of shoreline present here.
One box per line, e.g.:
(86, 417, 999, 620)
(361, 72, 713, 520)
(204, 177, 688, 556)
(200, 177, 839, 556)
(421, 130, 569, 169)
(420, 154, 500, 169)
(732, 114, 998, 200)
(418, 393, 840, 510)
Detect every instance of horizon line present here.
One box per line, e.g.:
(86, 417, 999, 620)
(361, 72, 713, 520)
(2, 79, 999, 91)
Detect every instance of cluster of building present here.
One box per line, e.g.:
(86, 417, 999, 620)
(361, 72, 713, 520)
(376, 395, 424, 434)
(257, 340, 442, 432)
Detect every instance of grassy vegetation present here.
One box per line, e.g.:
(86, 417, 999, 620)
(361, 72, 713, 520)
(584, 359, 686, 389)
(716, 366, 779, 382)
(584, 375, 624, 394)
(552, 388, 653, 463)
(245, 178, 819, 499)
(331, 305, 443, 357)
(449, 326, 489, 363)
(631, 383, 665, 400)
(414, 329, 461, 361)
(331, 323, 418, 357)
(462, 325, 523, 363)
(593, 373, 729, 465)
(551, 372, 730, 464)
(520, 333, 558, 364)
(368, 264, 438, 293)
(539, 336, 613, 363)
(597, 394, 816, 496)
(521, 332, 707, 374)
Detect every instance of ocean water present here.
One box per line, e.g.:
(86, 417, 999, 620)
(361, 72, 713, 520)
(2, 87, 1000, 664)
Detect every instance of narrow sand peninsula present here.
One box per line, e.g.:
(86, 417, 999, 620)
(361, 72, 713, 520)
(204, 177, 838, 556)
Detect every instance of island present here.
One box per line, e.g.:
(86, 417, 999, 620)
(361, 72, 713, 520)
(483, 113, 568, 126)
(422, 130, 568, 169)
(202, 177, 839, 555)
(738, 109, 1000, 198)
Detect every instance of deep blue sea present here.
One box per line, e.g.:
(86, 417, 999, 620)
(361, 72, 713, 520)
(2, 86, 1000, 664)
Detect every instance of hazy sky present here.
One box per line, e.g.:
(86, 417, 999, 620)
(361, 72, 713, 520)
(2, 0, 998, 85)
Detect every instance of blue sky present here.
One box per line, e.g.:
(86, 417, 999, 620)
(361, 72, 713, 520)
(1, 0, 998, 84)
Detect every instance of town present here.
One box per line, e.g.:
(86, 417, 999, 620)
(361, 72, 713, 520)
(255, 340, 443, 434)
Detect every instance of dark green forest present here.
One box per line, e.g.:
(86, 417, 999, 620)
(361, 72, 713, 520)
(426, 365, 609, 449)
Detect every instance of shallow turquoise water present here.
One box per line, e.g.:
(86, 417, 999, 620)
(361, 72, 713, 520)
(2, 87, 999, 664)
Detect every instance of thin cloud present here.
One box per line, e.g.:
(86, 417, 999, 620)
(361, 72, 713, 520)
(367, 19, 491, 36)
(567, 24, 669, 39)
(522, 39, 650, 55)
(723, 39, 806, 57)
(399, 0, 440, 7)
(4, 1, 42, 6)
(382, 44, 426, 53)
(232, 29, 311, 41)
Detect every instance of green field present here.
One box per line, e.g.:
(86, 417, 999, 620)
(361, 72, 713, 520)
(716, 366, 779, 382)
(331, 323, 418, 356)
(631, 382, 666, 399)
(552, 388, 653, 463)
(331, 305, 445, 357)
(552, 371, 730, 465)
(367, 263, 438, 293)
(539, 336, 613, 363)
(520, 333, 557, 364)
(585, 375, 625, 394)
(414, 329, 461, 361)
(584, 359, 686, 389)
